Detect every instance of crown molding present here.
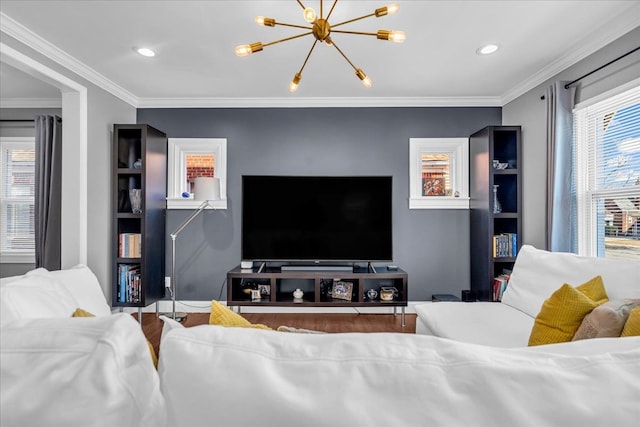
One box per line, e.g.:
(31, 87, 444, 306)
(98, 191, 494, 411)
(0, 97, 61, 108)
(0, 12, 139, 107)
(501, 4, 640, 105)
(136, 96, 503, 109)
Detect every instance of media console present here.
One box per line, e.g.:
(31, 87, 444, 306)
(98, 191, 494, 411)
(226, 265, 408, 326)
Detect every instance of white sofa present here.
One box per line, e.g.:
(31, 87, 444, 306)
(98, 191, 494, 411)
(2, 258, 639, 427)
(415, 245, 640, 347)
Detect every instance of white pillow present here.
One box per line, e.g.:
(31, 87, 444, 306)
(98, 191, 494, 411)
(502, 245, 640, 317)
(0, 314, 166, 427)
(159, 325, 640, 427)
(0, 274, 78, 326)
(27, 265, 111, 316)
(159, 315, 185, 351)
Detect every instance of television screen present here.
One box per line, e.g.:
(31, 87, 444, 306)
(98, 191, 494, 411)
(242, 175, 393, 262)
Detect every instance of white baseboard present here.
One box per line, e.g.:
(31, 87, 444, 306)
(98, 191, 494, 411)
(116, 300, 429, 315)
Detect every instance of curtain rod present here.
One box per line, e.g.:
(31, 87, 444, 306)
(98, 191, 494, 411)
(540, 46, 639, 100)
(564, 46, 640, 89)
(0, 119, 35, 122)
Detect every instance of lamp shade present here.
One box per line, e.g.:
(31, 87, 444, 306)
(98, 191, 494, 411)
(193, 177, 221, 201)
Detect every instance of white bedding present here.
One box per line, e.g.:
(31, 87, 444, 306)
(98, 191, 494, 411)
(0, 314, 165, 427)
(160, 324, 640, 427)
(414, 301, 534, 347)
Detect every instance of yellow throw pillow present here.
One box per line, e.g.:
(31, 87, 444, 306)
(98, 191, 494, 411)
(72, 307, 95, 317)
(72, 308, 158, 368)
(209, 300, 271, 330)
(575, 275, 609, 305)
(528, 276, 608, 346)
(621, 306, 640, 337)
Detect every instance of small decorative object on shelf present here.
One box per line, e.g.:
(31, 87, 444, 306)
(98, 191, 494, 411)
(331, 281, 353, 301)
(129, 189, 143, 214)
(242, 283, 253, 296)
(293, 288, 304, 301)
(366, 288, 378, 301)
(380, 286, 398, 301)
(258, 284, 270, 296)
(492, 185, 502, 214)
(493, 160, 508, 170)
(251, 289, 262, 301)
(133, 158, 142, 169)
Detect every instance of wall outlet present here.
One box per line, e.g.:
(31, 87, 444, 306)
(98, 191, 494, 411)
(165, 276, 171, 288)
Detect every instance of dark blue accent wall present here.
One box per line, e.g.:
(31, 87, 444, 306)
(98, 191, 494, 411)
(137, 107, 501, 301)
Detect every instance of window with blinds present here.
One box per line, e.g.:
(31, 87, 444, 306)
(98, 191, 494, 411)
(0, 137, 35, 263)
(573, 83, 640, 260)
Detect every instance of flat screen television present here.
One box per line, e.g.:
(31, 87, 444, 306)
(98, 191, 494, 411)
(242, 175, 392, 263)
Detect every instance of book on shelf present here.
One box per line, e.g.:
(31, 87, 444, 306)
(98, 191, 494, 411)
(492, 273, 510, 302)
(118, 233, 141, 258)
(118, 264, 141, 303)
(492, 233, 518, 258)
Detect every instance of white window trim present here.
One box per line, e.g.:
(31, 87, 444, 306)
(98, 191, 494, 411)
(409, 138, 469, 209)
(0, 136, 36, 263)
(574, 80, 640, 257)
(167, 138, 227, 209)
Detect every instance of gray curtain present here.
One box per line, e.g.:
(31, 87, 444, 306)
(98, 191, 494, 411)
(35, 115, 62, 270)
(545, 81, 576, 252)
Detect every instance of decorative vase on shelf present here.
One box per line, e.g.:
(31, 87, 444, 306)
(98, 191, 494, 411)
(129, 189, 143, 214)
(492, 185, 502, 214)
(133, 158, 142, 169)
(293, 289, 304, 300)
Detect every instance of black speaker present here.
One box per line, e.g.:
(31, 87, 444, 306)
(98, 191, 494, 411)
(461, 290, 476, 302)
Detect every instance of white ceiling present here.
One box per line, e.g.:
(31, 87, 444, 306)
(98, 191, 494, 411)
(1, 1, 639, 108)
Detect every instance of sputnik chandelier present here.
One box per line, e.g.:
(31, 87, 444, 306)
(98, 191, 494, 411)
(235, 0, 405, 92)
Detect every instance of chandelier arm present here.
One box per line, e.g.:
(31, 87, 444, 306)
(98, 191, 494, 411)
(295, 0, 307, 11)
(298, 40, 319, 74)
(320, 0, 323, 19)
(331, 13, 376, 29)
(274, 22, 313, 30)
(263, 31, 313, 48)
(330, 40, 358, 72)
(326, 0, 339, 21)
(331, 30, 377, 37)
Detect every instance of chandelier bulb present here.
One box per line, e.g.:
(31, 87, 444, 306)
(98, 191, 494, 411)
(355, 69, 372, 88)
(289, 72, 302, 93)
(255, 16, 276, 27)
(375, 4, 400, 17)
(389, 30, 406, 43)
(303, 7, 317, 23)
(387, 4, 400, 15)
(235, 44, 252, 57)
(235, 42, 263, 57)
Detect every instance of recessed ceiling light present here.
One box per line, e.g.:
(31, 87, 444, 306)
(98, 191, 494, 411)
(135, 47, 156, 57)
(476, 44, 499, 55)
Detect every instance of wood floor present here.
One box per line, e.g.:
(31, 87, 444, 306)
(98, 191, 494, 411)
(137, 312, 417, 357)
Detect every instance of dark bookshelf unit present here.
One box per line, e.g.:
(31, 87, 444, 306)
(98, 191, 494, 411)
(469, 126, 522, 301)
(227, 265, 408, 323)
(111, 124, 167, 308)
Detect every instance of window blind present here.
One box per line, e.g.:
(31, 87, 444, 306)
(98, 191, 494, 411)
(573, 84, 640, 259)
(0, 138, 35, 259)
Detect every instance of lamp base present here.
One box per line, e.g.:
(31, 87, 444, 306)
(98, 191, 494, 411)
(160, 312, 188, 322)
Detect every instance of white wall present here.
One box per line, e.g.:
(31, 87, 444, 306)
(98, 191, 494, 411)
(1, 34, 136, 301)
(502, 27, 640, 250)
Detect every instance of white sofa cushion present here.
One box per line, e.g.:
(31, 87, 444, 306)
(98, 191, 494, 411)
(26, 265, 111, 317)
(159, 325, 640, 427)
(414, 302, 534, 347)
(0, 274, 79, 326)
(0, 314, 165, 427)
(502, 245, 640, 318)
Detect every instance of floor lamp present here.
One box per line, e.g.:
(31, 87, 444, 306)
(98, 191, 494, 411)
(170, 177, 221, 321)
